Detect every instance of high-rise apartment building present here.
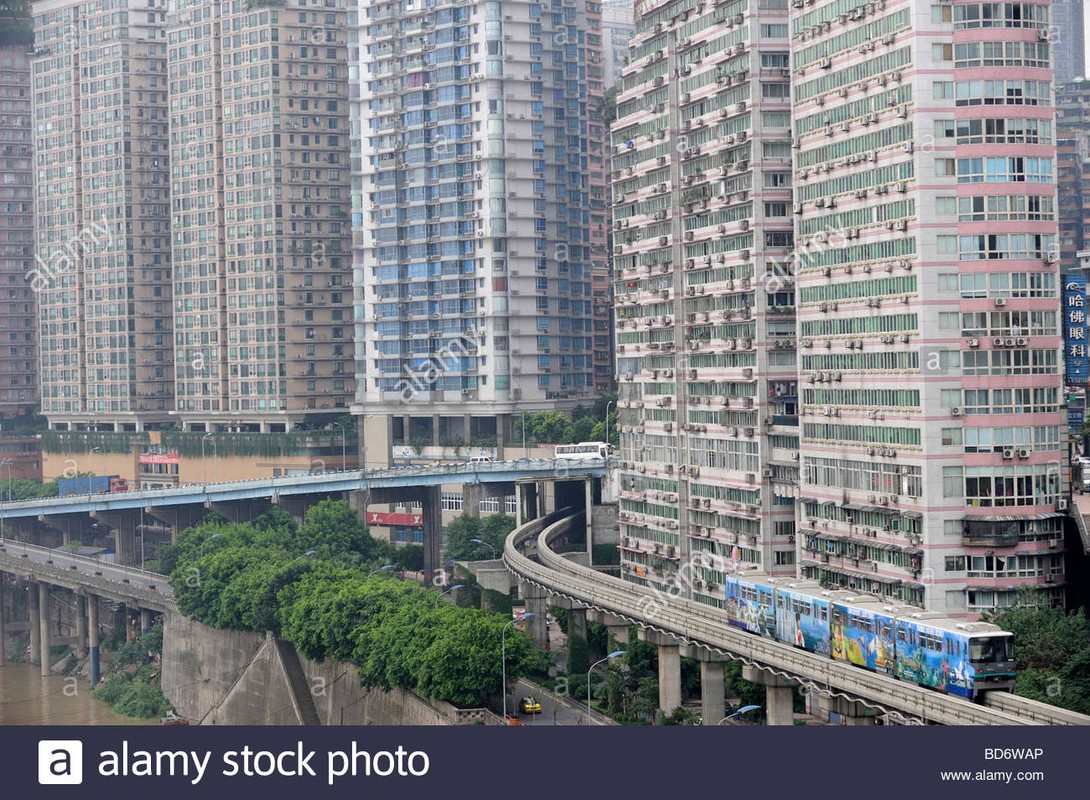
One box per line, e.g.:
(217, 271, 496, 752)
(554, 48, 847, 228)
(586, 0, 615, 393)
(350, 0, 596, 459)
(32, 0, 174, 431)
(600, 0, 634, 89)
(612, 0, 799, 600)
(1050, 0, 1084, 84)
(166, 0, 354, 432)
(0, 43, 38, 420)
(790, 0, 1063, 615)
(1056, 80, 1090, 269)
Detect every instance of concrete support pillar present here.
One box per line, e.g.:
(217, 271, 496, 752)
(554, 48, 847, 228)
(140, 608, 151, 637)
(569, 606, 587, 642)
(117, 525, 135, 566)
(584, 479, 594, 560)
(818, 695, 878, 726)
(431, 414, 440, 446)
(523, 483, 539, 523)
(421, 485, 442, 579)
(523, 584, 549, 650)
(28, 581, 39, 666)
(0, 574, 6, 665)
(75, 594, 88, 657)
(637, 628, 682, 716)
(88, 597, 100, 687)
(743, 665, 795, 726)
(38, 582, 51, 676)
(125, 607, 136, 643)
(657, 643, 681, 716)
(496, 413, 508, 459)
(515, 484, 523, 529)
(537, 484, 547, 519)
(462, 483, 482, 519)
(700, 660, 726, 725)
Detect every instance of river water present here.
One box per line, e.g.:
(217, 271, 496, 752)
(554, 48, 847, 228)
(0, 663, 154, 725)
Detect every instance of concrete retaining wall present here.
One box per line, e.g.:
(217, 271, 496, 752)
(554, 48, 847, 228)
(162, 613, 502, 725)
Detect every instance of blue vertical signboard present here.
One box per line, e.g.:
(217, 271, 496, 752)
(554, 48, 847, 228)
(1065, 275, 1088, 386)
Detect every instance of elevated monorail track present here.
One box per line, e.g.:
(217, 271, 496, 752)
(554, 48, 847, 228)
(505, 511, 1088, 726)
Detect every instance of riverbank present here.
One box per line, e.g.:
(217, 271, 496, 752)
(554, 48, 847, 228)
(0, 663, 154, 725)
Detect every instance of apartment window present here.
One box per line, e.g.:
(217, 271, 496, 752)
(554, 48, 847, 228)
(943, 466, 963, 497)
(763, 142, 791, 158)
(934, 119, 955, 138)
(935, 196, 957, 215)
(933, 81, 954, 99)
(932, 43, 953, 61)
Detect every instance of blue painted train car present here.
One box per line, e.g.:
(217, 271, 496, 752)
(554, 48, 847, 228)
(724, 574, 775, 638)
(723, 574, 1016, 702)
(830, 597, 906, 676)
(894, 615, 1015, 700)
(771, 580, 832, 656)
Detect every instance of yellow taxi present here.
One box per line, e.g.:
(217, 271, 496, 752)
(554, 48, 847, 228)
(519, 696, 542, 714)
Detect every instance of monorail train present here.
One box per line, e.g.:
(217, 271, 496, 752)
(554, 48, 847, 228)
(723, 574, 1016, 701)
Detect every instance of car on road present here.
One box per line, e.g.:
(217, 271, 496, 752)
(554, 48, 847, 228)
(519, 696, 542, 714)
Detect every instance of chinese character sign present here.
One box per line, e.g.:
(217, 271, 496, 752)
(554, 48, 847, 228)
(1065, 275, 1088, 386)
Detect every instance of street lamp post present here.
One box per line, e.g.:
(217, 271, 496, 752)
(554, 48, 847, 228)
(434, 583, 464, 606)
(367, 564, 395, 579)
(332, 422, 348, 472)
(501, 612, 534, 721)
(586, 650, 625, 724)
(717, 705, 762, 725)
(199, 533, 222, 559)
(469, 537, 497, 559)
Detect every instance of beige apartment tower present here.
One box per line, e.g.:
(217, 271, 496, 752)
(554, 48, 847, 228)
(0, 42, 37, 420)
(166, 0, 354, 433)
(32, 0, 174, 431)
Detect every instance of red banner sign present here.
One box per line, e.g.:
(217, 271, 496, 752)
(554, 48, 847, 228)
(367, 511, 423, 527)
(139, 453, 180, 465)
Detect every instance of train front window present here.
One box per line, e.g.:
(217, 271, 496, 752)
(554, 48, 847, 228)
(969, 637, 1014, 663)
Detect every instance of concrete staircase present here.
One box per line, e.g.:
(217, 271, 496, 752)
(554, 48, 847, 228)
(274, 638, 322, 726)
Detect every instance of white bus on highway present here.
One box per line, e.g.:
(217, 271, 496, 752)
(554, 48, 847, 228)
(554, 442, 614, 460)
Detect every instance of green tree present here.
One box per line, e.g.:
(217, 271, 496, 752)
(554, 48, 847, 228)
(392, 543, 425, 572)
(1, 477, 59, 501)
(984, 590, 1090, 715)
(479, 513, 516, 554)
(251, 506, 299, 536)
(443, 513, 481, 559)
(297, 498, 383, 561)
(661, 706, 701, 725)
(572, 416, 596, 442)
(514, 411, 574, 444)
(723, 660, 766, 711)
